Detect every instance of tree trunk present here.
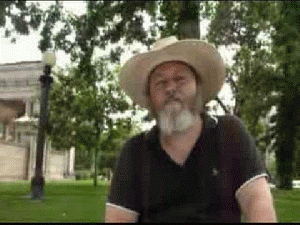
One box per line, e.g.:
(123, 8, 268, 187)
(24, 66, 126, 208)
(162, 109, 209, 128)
(276, 92, 298, 190)
(179, 2, 230, 115)
(90, 148, 96, 186)
(178, 1, 200, 40)
(276, 44, 295, 190)
(92, 148, 98, 187)
(94, 155, 98, 187)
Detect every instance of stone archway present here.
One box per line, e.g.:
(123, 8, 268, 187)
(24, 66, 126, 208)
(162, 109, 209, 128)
(0, 99, 26, 140)
(0, 61, 42, 141)
(0, 99, 25, 122)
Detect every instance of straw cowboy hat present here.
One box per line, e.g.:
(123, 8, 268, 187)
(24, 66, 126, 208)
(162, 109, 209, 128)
(120, 36, 226, 110)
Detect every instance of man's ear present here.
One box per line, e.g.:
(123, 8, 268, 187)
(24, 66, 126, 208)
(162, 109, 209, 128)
(194, 86, 205, 112)
(145, 97, 157, 120)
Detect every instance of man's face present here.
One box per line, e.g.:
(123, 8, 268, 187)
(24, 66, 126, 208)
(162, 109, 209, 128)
(148, 61, 200, 135)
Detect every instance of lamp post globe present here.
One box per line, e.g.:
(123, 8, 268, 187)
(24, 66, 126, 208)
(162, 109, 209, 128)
(42, 51, 56, 67)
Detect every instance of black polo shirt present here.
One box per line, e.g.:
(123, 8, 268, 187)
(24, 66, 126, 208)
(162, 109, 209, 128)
(106, 114, 268, 222)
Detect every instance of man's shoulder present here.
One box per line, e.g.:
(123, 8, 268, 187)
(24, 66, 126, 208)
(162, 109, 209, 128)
(116, 133, 146, 162)
(203, 113, 241, 129)
(124, 133, 145, 147)
(214, 114, 245, 131)
(215, 114, 241, 123)
(124, 126, 157, 147)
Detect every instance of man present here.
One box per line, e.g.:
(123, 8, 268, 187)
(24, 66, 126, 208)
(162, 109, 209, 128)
(105, 36, 277, 222)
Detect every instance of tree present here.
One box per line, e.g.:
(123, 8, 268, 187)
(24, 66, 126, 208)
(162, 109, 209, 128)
(208, 1, 282, 179)
(0, 1, 45, 43)
(207, 1, 277, 116)
(295, 138, 300, 179)
(178, 1, 200, 39)
(49, 57, 133, 186)
(42, 1, 159, 186)
(271, 2, 300, 189)
(207, 1, 300, 189)
(99, 117, 142, 170)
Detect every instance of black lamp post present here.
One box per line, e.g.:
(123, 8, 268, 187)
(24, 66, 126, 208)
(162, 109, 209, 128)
(31, 51, 56, 200)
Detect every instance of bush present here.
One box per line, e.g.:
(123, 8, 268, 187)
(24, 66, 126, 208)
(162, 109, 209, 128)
(75, 170, 91, 180)
(90, 171, 106, 180)
(90, 172, 98, 179)
(101, 153, 119, 172)
(267, 156, 277, 183)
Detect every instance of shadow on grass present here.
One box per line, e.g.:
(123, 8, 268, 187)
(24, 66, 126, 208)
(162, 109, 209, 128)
(0, 180, 109, 222)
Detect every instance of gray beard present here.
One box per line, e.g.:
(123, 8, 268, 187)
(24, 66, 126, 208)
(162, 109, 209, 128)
(157, 101, 198, 136)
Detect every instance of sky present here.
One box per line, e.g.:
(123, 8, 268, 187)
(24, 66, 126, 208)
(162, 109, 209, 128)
(0, 1, 87, 67)
(0, 1, 235, 130)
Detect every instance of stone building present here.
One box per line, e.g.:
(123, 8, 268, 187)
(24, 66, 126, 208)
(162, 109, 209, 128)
(0, 61, 75, 181)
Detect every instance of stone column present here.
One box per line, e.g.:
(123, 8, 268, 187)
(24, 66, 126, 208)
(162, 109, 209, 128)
(15, 124, 19, 145)
(5, 124, 10, 141)
(69, 147, 75, 175)
(25, 99, 31, 116)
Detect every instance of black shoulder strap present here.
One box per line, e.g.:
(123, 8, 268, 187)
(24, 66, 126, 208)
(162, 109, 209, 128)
(196, 114, 219, 210)
(141, 130, 151, 222)
(213, 115, 231, 210)
(209, 115, 219, 172)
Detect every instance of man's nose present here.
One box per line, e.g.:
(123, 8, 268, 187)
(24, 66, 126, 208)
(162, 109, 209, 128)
(165, 80, 177, 94)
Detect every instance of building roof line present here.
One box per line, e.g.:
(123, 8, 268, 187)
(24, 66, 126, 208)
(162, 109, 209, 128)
(0, 61, 42, 66)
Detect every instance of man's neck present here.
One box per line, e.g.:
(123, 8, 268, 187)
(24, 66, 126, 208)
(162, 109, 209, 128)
(159, 114, 203, 152)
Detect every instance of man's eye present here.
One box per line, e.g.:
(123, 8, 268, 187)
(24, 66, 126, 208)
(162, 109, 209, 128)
(155, 80, 166, 86)
(175, 76, 185, 82)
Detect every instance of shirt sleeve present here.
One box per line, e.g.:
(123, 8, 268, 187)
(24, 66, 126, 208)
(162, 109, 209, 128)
(106, 135, 143, 214)
(223, 115, 269, 196)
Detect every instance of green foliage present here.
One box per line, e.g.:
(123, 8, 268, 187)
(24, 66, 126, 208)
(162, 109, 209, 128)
(207, 1, 300, 190)
(0, 1, 44, 42)
(271, 2, 300, 190)
(48, 68, 76, 150)
(74, 146, 91, 170)
(158, 1, 181, 37)
(294, 139, 300, 179)
(226, 43, 279, 155)
(46, 1, 163, 186)
(49, 1, 158, 62)
(75, 170, 91, 181)
(267, 156, 278, 183)
(101, 153, 119, 171)
(49, 58, 132, 152)
(38, 2, 64, 51)
(208, 1, 276, 49)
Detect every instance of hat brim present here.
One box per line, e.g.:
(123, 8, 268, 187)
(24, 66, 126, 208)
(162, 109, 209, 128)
(120, 39, 226, 110)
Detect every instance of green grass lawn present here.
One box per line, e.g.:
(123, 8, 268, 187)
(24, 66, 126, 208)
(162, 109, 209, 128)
(271, 188, 300, 222)
(0, 180, 109, 222)
(0, 180, 299, 222)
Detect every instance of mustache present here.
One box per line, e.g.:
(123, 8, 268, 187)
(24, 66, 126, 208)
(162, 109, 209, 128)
(165, 95, 182, 105)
